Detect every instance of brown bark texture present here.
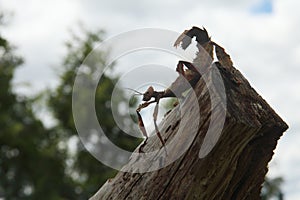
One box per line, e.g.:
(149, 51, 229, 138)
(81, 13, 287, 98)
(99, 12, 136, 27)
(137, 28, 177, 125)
(90, 62, 288, 200)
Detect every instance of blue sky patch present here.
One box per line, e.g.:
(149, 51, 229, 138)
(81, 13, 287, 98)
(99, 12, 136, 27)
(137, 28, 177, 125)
(250, 0, 273, 14)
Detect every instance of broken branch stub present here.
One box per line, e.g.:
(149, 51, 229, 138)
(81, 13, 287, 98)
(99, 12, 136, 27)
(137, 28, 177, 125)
(90, 63, 288, 200)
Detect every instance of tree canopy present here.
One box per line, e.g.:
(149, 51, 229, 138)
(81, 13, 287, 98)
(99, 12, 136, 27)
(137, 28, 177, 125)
(0, 13, 76, 200)
(0, 14, 139, 199)
(47, 28, 140, 198)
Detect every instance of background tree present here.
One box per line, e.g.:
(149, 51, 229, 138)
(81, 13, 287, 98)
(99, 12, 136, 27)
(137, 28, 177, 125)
(47, 28, 140, 198)
(0, 12, 77, 200)
(261, 176, 284, 200)
(0, 12, 139, 198)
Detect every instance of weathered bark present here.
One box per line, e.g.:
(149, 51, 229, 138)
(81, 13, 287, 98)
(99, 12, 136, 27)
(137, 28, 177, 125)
(90, 63, 288, 200)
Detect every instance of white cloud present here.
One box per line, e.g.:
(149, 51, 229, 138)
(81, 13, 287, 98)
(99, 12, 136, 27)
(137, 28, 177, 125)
(1, 0, 81, 94)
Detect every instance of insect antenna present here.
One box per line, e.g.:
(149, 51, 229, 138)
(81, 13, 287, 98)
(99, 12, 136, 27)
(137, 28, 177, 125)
(124, 87, 143, 96)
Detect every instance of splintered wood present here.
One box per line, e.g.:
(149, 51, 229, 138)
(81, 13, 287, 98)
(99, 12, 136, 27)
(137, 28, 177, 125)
(90, 27, 288, 200)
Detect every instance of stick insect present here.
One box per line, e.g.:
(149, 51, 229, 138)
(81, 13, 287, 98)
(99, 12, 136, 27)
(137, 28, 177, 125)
(133, 26, 233, 153)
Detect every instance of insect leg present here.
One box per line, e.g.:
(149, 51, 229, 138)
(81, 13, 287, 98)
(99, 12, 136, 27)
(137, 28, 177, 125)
(177, 60, 198, 73)
(152, 98, 165, 147)
(176, 60, 185, 76)
(136, 100, 156, 153)
(136, 110, 148, 153)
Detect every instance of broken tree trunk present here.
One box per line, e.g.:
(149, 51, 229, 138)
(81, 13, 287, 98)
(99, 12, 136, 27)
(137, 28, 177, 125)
(90, 63, 288, 200)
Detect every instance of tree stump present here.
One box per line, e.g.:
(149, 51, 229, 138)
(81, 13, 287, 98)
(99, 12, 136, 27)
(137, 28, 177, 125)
(90, 63, 288, 200)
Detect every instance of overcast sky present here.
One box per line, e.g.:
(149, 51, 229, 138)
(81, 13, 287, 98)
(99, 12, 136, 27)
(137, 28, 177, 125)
(1, 0, 300, 198)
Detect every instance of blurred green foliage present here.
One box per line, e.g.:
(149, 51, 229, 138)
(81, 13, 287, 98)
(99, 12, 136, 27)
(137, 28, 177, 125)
(261, 176, 284, 200)
(0, 15, 76, 200)
(0, 13, 139, 199)
(47, 28, 140, 198)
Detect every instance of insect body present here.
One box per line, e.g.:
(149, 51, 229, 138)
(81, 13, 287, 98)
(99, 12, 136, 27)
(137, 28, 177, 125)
(135, 26, 234, 153)
(136, 61, 201, 152)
